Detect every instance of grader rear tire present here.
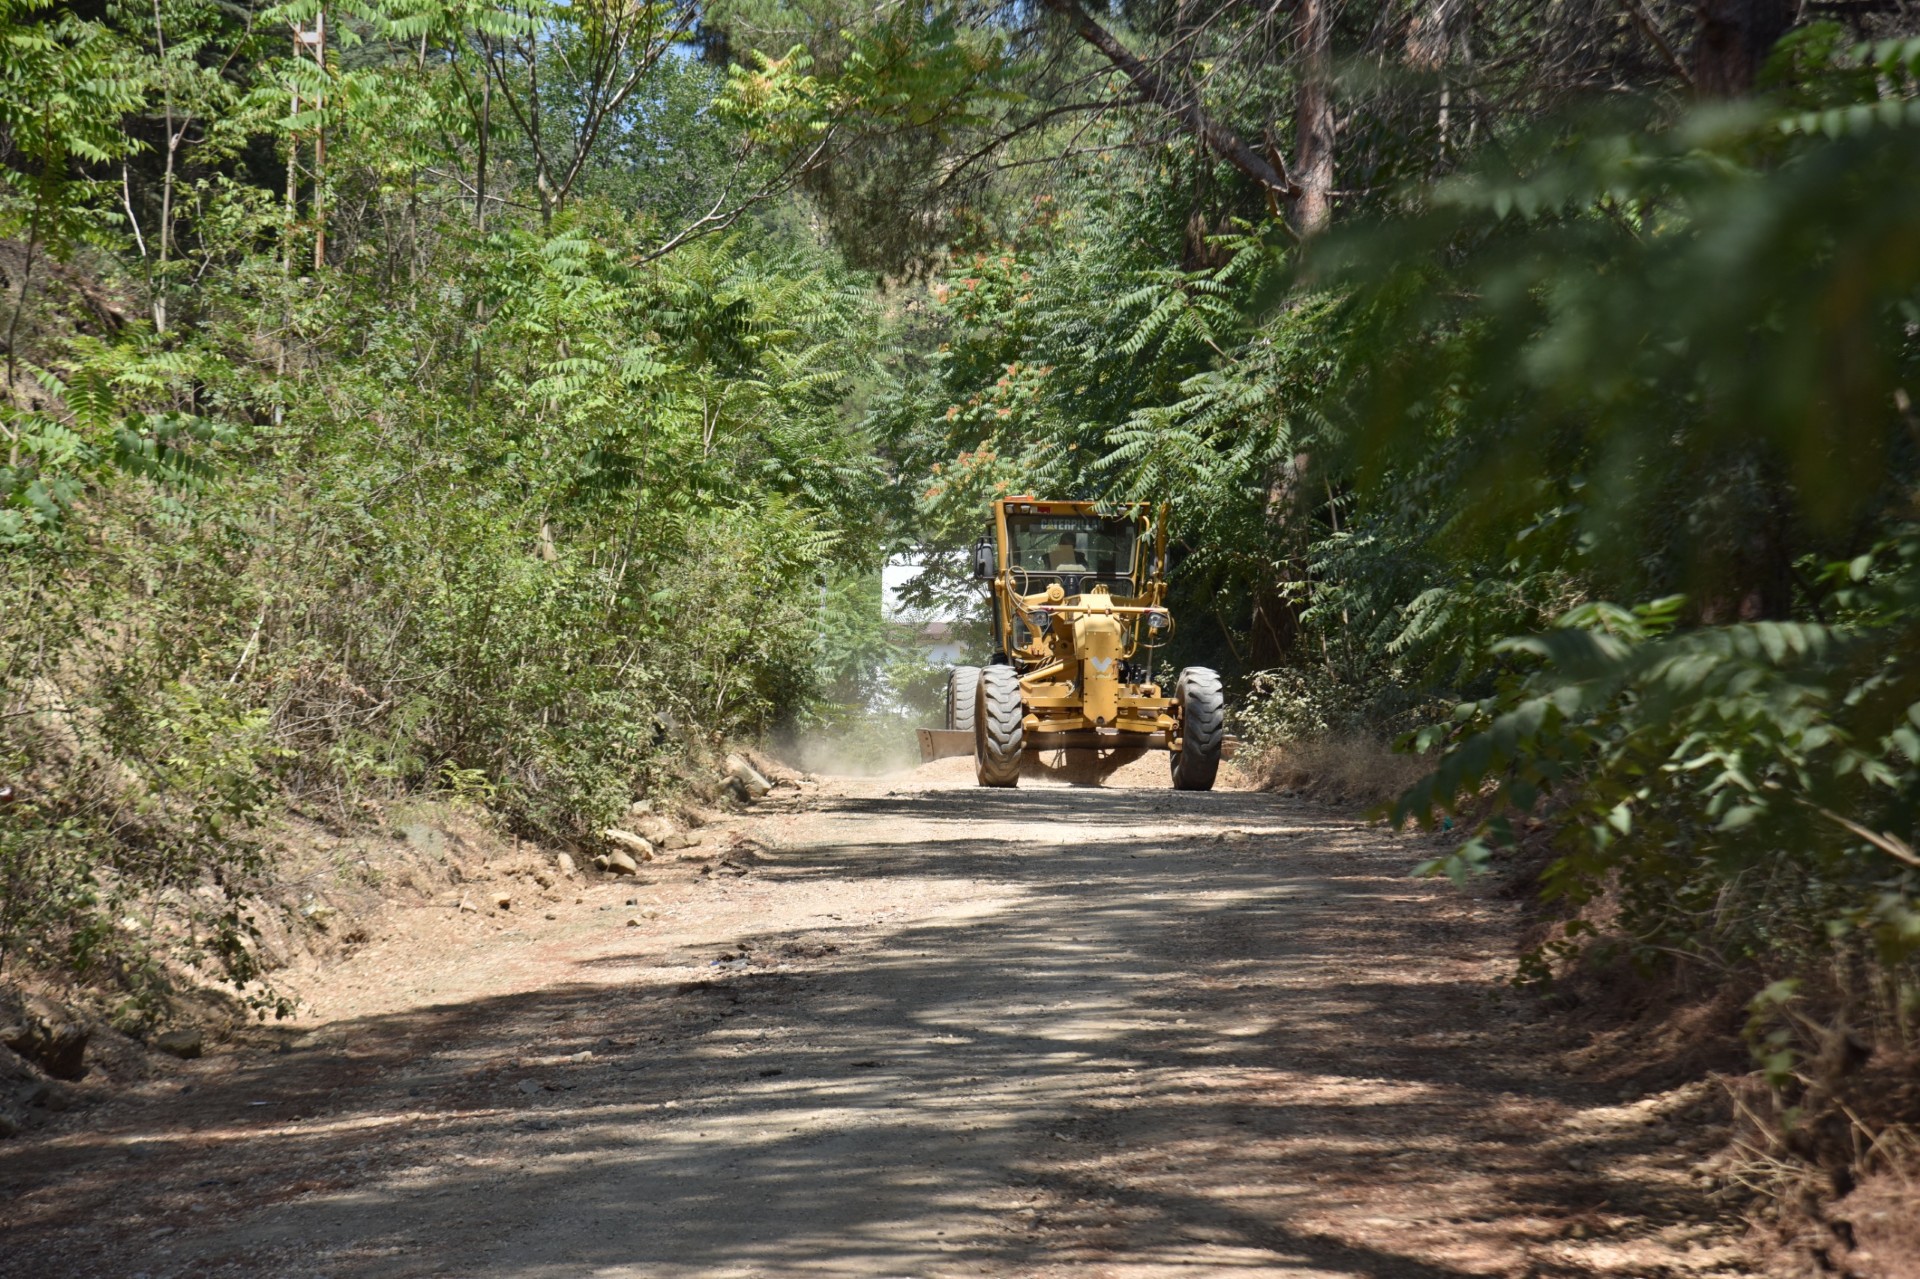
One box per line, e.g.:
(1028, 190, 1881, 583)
(1170, 666, 1225, 791)
(946, 665, 980, 732)
(975, 665, 1025, 787)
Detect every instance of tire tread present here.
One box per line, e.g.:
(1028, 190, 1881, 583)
(947, 665, 981, 732)
(1170, 666, 1225, 791)
(975, 666, 1024, 787)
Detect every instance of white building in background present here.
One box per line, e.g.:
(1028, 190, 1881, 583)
(882, 554, 969, 667)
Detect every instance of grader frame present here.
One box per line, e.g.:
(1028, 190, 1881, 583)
(935, 497, 1226, 790)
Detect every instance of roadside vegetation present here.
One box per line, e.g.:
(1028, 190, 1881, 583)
(3, 0, 1917, 1259)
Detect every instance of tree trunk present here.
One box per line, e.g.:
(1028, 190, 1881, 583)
(475, 66, 490, 232)
(1249, 451, 1314, 669)
(1405, 0, 1463, 158)
(1690, 0, 1791, 95)
(1692, 457, 1796, 624)
(1290, 0, 1335, 236)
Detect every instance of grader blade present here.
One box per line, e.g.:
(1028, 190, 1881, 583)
(917, 728, 974, 763)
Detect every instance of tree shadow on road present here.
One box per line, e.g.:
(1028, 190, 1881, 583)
(0, 785, 1719, 1278)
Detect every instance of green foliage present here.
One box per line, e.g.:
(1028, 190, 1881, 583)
(1, 335, 230, 544)
(0, 0, 143, 245)
(0, 0, 888, 1011)
(0, 553, 291, 1012)
(1399, 544, 1918, 974)
(1339, 90, 1920, 1008)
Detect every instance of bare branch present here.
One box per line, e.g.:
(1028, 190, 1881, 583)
(1811, 803, 1920, 869)
(555, 1, 701, 208)
(1618, 0, 1694, 86)
(1037, 0, 1297, 202)
(934, 97, 1144, 195)
(635, 128, 840, 265)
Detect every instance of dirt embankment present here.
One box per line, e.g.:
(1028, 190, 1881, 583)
(0, 762, 1852, 1277)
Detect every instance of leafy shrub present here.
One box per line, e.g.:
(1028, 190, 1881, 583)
(1398, 545, 1919, 1036)
(0, 0, 890, 1009)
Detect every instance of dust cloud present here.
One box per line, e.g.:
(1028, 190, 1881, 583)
(773, 727, 924, 777)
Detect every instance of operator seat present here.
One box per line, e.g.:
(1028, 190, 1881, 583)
(1046, 538, 1086, 572)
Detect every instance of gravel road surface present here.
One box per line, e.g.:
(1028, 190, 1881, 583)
(0, 764, 1750, 1277)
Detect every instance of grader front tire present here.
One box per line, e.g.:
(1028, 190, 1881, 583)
(946, 665, 981, 732)
(975, 665, 1025, 788)
(1170, 666, 1225, 791)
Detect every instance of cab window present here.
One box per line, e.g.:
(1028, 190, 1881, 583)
(1007, 515, 1138, 577)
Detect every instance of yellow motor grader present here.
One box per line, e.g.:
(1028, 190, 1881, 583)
(927, 496, 1226, 790)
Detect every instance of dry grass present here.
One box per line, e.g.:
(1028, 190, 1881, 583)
(1728, 1048, 1920, 1277)
(1235, 731, 1433, 811)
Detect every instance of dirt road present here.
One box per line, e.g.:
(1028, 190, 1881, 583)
(2, 766, 1751, 1277)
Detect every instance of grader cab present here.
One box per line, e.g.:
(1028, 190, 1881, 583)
(933, 497, 1226, 790)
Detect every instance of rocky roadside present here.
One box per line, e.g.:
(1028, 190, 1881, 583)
(0, 749, 804, 1151)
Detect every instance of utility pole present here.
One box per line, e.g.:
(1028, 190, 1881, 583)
(290, 17, 326, 270)
(311, 9, 326, 269)
(287, 25, 304, 275)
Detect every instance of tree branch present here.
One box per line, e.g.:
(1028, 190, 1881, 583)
(634, 128, 840, 265)
(1618, 0, 1693, 87)
(556, 2, 700, 209)
(934, 97, 1144, 194)
(1037, 0, 1296, 202)
(1810, 802, 1920, 869)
